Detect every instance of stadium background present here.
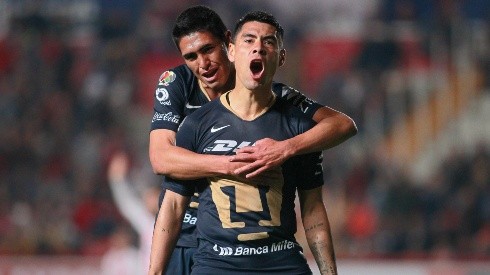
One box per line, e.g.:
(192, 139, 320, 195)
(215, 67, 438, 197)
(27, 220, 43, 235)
(0, 0, 488, 274)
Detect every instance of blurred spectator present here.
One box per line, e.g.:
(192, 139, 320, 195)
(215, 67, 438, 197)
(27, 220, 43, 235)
(99, 224, 140, 275)
(107, 152, 159, 273)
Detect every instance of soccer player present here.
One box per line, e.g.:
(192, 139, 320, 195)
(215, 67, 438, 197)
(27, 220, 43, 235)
(149, 10, 338, 274)
(149, 5, 354, 274)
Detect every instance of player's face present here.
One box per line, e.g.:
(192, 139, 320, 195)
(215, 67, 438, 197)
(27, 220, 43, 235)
(178, 31, 233, 93)
(228, 21, 285, 90)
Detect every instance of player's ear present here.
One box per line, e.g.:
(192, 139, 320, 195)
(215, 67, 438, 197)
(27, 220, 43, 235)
(224, 30, 232, 46)
(228, 42, 236, 62)
(278, 49, 286, 67)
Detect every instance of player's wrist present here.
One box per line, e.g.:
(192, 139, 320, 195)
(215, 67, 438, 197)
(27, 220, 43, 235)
(209, 155, 234, 176)
(283, 138, 299, 158)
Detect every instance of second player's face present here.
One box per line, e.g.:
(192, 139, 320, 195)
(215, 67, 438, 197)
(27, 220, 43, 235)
(178, 31, 233, 92)
(229, 21, 285, 91)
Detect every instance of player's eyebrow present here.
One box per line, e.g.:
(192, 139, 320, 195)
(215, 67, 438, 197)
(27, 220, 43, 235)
(239, 32, 256, 39)
(241, 32, 278, 43)
(182, 43, 215, 60)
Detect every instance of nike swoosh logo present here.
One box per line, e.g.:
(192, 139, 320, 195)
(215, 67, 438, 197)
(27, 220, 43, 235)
(185, 103, 201, 109)
(210, 125, 230, 133)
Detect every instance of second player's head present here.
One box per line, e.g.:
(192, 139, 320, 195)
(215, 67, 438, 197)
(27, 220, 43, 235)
(172, 5, 228, 49)
(172, 5, 235, 94)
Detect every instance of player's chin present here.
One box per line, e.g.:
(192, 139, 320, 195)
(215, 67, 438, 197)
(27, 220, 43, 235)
(243, 82, 261, 91)
(205, 79, 225, 90)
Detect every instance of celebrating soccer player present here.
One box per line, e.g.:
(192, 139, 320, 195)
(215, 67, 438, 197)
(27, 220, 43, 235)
(149, 10, 339, 275)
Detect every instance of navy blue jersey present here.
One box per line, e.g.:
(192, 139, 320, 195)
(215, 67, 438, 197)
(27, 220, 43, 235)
(150, 65, 322, 132)
(164, 93, 324, 274)
(151, 65, 208, 132)
(151, 65, 323, 249)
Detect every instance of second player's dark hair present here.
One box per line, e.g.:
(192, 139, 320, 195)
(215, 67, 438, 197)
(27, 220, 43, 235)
(172, 5, 228, 50)
(233, 11, 284, 47)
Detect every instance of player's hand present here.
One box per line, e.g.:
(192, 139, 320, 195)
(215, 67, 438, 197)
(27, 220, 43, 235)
(230, 138, 293, 178)
(108, 152, 130, 182)
(225, 158, 252, 176)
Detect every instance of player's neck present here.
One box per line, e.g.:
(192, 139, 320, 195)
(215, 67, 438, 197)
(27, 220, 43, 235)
(199, 69, 236, 100)
(223, 88, 276, 121)
(198, 80, 219, 100)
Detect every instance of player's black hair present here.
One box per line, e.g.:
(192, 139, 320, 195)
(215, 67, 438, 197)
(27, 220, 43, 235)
(172, 5, 228, 51)
(233, 11, 284, 48)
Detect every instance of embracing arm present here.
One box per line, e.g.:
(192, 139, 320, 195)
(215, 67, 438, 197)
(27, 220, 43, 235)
(148, 190, 190, 274)
(299, 187, 337, 275)
(290, 106, 357, 154)
(149, 129, 244, 179)
(232, 106, 357, 177)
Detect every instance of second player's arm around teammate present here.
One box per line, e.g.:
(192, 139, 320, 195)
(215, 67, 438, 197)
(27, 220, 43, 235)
(148, 6, 357, 181)
(231, 104, 356, 178)
(150, 99, 356, 180)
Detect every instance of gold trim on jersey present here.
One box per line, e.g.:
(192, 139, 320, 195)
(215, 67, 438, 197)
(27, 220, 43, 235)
(220, 91, 276, 121)
(208, 167, 284, 241)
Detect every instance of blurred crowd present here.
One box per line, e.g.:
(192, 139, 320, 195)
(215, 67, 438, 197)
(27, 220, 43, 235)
(0, 0, 488, 261)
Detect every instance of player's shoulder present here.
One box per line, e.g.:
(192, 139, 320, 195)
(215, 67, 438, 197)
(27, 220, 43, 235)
(272, 81, 321, 116)
(178, 99, 222, 133)
(273, 96, 305, 117)
(184, 97, 221, 120)
(272, 94, 316, 129)
(155, 64, 199, 103)
(272, 82, 300, 98)
(157, 64, 194, 85)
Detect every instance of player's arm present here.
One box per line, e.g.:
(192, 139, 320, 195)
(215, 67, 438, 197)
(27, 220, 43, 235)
(299, 187, 337, 275)
(232, 105, 357, 178)
(150, 69, 245, 180)
(149, 129, 243, 179)
(148, 189, 190, 274)
(295, 105, 357, 153)
(108, 152, 154, 235)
